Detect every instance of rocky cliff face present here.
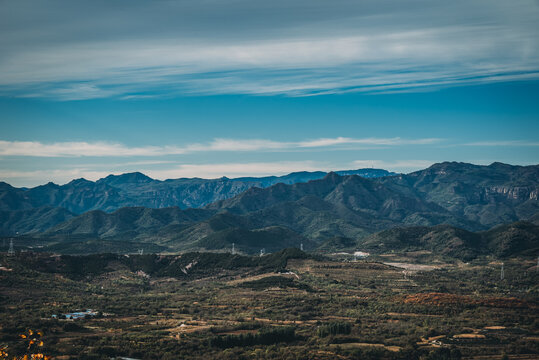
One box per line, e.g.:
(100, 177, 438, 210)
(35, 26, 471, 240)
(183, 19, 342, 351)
(484, 186, 538, 201)
(380, 162, 539, 228)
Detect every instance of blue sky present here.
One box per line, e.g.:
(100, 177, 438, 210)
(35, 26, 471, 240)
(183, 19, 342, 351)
(0, 0, 538, 186)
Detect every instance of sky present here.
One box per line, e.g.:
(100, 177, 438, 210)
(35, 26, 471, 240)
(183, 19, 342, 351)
(0, 0, 538, 187)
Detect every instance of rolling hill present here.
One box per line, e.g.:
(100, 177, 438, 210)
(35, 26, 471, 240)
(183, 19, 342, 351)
(0, 206, 75, 236)
(43, 206, 215, 242)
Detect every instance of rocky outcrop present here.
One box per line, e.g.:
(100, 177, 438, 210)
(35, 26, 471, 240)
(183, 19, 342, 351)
(484, 186, 538, 201)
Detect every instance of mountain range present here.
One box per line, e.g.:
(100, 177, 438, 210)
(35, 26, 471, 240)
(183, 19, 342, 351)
(0, 168, 394, 236)
(0, 168, 394, 213)
(1, 162, 538, 258)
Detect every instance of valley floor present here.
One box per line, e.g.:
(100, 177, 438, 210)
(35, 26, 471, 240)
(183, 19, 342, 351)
(0, 251, 537, 359)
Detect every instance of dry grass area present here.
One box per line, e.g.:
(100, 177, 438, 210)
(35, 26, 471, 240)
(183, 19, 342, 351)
(226, 272, 296, 285)
(329, 343, 402, 352)
(386, 312, 443, 318)
(453, 333, 486, 339)
(287, 258, 403, 283)
(383, 262, 442, 271)
(402, 292, 531, 308)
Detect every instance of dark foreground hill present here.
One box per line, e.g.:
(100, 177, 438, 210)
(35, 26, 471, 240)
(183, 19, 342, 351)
(17, 248, 311, 280)
(358, 221, 539, 260)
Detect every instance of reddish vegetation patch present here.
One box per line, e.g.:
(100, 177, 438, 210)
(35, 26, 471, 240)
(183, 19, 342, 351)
(403, 293, 529, 308)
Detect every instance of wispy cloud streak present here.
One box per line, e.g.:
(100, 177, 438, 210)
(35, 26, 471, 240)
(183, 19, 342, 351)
(0, 137, 442, 157)
(0, 0, 538, 99)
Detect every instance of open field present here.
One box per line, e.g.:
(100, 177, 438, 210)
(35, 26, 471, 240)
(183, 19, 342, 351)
(0, 250, 538, 359)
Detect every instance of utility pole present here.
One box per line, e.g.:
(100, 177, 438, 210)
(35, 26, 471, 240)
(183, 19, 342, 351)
(232, 243, 235, 255)
(7, 239, 15, 256)
(500, 262, 505, 281)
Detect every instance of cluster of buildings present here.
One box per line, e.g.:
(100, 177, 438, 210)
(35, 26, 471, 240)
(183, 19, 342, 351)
(52, 309, 98, 320)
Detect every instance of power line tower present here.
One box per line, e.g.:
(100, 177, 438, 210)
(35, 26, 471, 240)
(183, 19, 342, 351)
(231, 243, 235, 255)
(7, 239, 15, 257)
(138, 249, 144, 255)
(260, 248, 265, 257)
(500, 262, 505, 281)
(300, 243, 303, 251)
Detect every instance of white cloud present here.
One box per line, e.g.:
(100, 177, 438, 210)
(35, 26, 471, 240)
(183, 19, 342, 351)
(185, 138, 290, 152)
(0, 137, 442, 157)
(298, 137, 356, 147)
(0, 140, 176, 157)
(298, 137, 441, 147)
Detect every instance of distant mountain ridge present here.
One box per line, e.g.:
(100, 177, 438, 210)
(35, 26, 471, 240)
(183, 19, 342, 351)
(0, 168, 396, 214)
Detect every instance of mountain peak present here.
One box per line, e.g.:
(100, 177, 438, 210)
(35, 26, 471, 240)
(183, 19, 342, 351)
(119, 172, 153, 181)
(488, 162, 512, 168)
(100, 172, 154, 185)
(323, 171, 341, 181)
(67, 178, 92, 186)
